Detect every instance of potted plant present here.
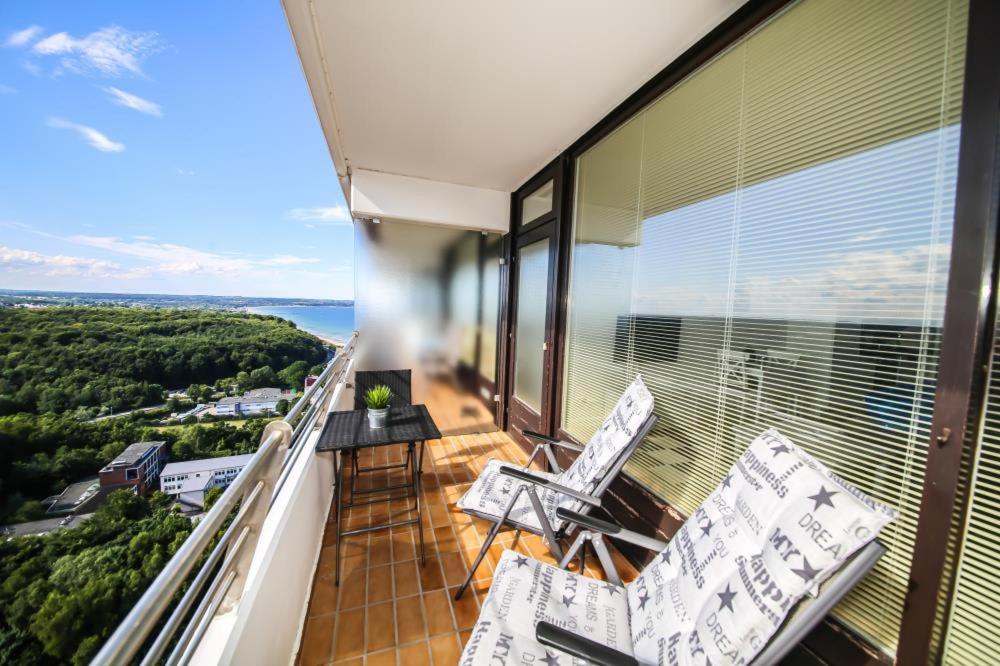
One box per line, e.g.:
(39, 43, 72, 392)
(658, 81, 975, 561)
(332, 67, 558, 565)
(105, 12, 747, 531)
(364, 384, 392, 428)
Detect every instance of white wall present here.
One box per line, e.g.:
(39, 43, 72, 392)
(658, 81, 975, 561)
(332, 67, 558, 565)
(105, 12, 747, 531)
(191, 387, 350, 665)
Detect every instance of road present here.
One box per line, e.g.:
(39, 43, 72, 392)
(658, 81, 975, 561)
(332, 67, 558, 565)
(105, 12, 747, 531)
(89, 403, 166, 422)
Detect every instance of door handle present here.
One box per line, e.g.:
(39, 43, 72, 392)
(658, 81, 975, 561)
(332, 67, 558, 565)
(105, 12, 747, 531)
(542, 342, 549, 351)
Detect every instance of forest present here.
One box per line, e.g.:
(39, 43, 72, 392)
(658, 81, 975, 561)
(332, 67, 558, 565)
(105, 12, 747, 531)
(0, 306, 329, 664)
(0, 491, 194, 665)
(0, 307, 327, 416)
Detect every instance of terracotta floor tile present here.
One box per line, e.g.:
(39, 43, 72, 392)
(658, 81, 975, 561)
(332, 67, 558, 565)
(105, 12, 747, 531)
(423, 590, 456, 636)
(367, 649, 396, 666)
(315, 545, 339, 579)
(332, 607, 365, 661)
(398, 641, 432, 666)
(338, 566, 366, 610)
(449, 587, 480, 631)
(394, 560, 420, 598)
(439, 551, 469, 588)
(429, 633, 462, 665)
(432, 526, 459, 553)
(369, 536, 392, 567)
(298, 613, 335, 666)
(310, 574, 338, 616)
(419, 555, 445, 591)
(395, 594, 427, 644)
(391, 528, 415, 562)
(331, 659, 362, 666)
(368, 564, 394, 604)
(366, 601, 396, 653)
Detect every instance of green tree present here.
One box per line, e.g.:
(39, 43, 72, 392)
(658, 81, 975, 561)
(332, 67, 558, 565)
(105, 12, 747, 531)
(248, 366, 278, 389)
(275, 399, 290, 416)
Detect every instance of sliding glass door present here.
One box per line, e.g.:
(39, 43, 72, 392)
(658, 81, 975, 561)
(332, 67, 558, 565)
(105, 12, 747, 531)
(559, 0, 968, 655)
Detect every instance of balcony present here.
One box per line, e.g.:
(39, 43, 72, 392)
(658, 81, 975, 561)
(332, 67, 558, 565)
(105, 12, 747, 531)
(297, 410, 637, 665)
(91, 1, 1000, 664)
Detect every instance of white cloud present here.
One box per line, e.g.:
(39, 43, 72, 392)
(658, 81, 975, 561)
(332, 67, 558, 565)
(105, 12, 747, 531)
(0, 84, 16, 95)
(32, 25, 162, 77)
(47, 117, 124, 152)
(6, 25, 42, 48)
(66, 235, 323, 277)
(261, 255, 322, 266)
(175, 168, 195, 176)
(0, 244, 124, 277)
(105, 86, 161, 116)
(287, 205, 352, 225)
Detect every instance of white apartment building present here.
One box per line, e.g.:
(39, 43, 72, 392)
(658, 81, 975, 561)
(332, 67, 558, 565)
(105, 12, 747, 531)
(160, 454, 254, 508)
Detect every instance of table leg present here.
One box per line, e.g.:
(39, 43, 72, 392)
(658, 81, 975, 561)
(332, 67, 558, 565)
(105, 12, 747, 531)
(409, 440, 417, 510)
(416, 439, 426, 566)
(335, 451, 344, 586)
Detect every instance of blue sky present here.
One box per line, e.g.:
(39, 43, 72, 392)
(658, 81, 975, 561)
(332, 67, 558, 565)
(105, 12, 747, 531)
(0, 1, 354, 299)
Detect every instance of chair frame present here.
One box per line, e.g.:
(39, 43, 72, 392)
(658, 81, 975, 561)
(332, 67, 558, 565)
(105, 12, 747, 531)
(537, 507, 887, 666)
(454, 413, 657, 599)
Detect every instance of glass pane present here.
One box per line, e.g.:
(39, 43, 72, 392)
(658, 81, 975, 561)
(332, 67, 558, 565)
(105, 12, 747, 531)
(513, 238, 550, 412)
(521, 179, 553, 225)
(561, 0, 967, 654)
(479, 238, 501, 381)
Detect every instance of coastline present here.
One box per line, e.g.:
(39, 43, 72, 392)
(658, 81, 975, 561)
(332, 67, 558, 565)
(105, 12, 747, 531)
(246, 304, 353, 348)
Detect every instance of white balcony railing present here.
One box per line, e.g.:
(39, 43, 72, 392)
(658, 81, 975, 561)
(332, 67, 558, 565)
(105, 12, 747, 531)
(91, 333, 357, 666)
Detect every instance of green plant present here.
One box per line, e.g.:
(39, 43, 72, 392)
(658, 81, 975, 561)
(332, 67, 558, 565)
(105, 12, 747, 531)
(364, 385, 392, 410)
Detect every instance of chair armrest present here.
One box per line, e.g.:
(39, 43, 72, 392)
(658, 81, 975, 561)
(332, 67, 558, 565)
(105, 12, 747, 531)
(535, 622, 638, 666)
(523, 430, 585, 453)
(497, 467, 601, 506)
(556, 508, 669, 552)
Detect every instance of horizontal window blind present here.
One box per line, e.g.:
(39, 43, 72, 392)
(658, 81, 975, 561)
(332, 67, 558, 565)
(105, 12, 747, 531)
(940, 291, 1000, 664)
(561, 0, 967, 654)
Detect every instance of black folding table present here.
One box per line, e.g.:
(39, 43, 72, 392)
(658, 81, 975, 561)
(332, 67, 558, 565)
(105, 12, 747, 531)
(316, 403, 441, 584)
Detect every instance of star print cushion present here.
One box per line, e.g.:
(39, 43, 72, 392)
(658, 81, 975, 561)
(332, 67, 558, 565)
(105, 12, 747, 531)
(626, 428, 896, 665)
(558, 375, 654, 503)
(456, 459, 561, 531)
(460, 549, 632, 665)
(457, 375, 653, 532)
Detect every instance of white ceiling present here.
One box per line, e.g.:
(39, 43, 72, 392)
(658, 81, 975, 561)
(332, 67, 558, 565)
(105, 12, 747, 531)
(284, 0, 746, 195)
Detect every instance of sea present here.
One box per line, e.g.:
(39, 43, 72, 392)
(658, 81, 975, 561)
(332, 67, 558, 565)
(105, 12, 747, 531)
(249, 305, 355, 344)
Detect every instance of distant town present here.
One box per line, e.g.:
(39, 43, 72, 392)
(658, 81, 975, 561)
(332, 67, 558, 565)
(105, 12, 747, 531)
(0, 288, 352, 310)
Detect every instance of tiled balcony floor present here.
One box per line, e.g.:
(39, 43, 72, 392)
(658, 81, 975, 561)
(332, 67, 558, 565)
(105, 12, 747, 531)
(297, 429, 638, 665)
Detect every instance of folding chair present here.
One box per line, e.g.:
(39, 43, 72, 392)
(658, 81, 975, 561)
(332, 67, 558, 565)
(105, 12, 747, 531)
(454, 375, 656, 599)
(459, 428, 897, 665)
(349, 369, 413, 503)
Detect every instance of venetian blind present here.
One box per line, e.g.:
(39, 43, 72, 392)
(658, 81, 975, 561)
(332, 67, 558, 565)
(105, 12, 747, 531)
(940, 299, 1000, 663)
(561, 0, 967, 654)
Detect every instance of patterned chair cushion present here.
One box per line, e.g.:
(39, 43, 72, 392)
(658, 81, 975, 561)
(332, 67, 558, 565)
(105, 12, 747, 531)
(558, 375, 654, 499)
(460, 549, 633, 665)
(457, 375, 654, 533)
(626, 429, 896, 665)
(456, 459, 561, 532)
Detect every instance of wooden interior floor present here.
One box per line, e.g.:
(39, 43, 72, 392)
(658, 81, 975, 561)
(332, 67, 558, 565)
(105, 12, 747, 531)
(296, 429, 638, 665)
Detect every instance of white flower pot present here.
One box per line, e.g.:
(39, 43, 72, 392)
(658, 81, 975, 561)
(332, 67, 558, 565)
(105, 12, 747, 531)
(368, 407, 389, 428)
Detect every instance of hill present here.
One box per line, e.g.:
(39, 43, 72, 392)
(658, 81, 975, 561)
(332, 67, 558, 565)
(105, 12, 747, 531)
(0, 307, 327, 416)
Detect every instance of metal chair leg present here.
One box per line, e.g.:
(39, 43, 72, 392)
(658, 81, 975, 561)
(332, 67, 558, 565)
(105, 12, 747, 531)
(455, 486, 527, 600)
(526, 487, 563, 561)
(510, 529, 522, 549)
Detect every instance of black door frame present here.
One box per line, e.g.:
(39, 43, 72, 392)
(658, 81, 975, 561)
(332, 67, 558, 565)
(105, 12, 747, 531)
(502, 162, 564, 445)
